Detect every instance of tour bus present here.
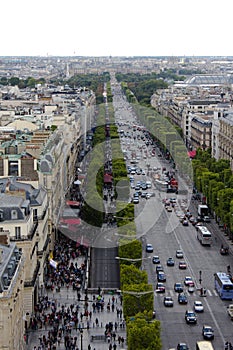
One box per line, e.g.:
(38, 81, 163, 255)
(155, 179, 168, 192)
(196, 340, 215, 350)
(196, 225, 212, 246)
(214, 272, 233, 300)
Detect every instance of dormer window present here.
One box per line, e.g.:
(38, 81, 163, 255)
(11, 210, 18, 220)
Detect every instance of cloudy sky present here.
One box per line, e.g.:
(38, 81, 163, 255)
(1, 0, 232, 57)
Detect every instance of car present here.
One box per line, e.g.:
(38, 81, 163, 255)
(177, 343, 189, 350)
(157, 271, 166, 282)
(194, 301, 204, 312)
(167, 257, 175, 266)
(178, 293, 188, 304)
(203, 215, 210, 223)
(185, 310, 197, 324)
(174, 283, 184, 293)
(146, 244, 153, 253)
(166, 206, 173, 212)
(184, 276, 194, 287)
(179, 261, 187, 269)
(133, 197, 139, 204)
(164, 296, 174, 307)
(202, 325, 214, 340)
(152, 255, 160, 264)
(176, 250, 184, 259)
(182, 219, 189, 226)
(156, 265, 164, 273)
(156, 282, 165, 293)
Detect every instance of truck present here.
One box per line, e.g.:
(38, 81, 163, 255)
(198, 204, 209, 220)
(227, 304, 233, 320)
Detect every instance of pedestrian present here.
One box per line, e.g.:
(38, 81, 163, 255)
(118, 335, 121, 345)
(225, 342, 229, 350)
(113, 343, 117, 350)
(88, 344, 91, 350)
(109, 344, 112, 350)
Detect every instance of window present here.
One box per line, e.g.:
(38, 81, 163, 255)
(11, 210, 18, 220)
(15, 227, 21, 240)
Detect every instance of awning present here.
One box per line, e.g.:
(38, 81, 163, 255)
(188, 150, 196, 158)
(76, 235, 89, 247)
(66, 200, 80, 207)
(104, 173, 112, 183)
(59, 218, 81, 225)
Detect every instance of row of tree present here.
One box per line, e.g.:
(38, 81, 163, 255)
(193, 149, 233, 237)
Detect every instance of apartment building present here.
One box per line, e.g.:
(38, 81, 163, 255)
(219, 112, 233, 170)
(0, 235, 25, 350)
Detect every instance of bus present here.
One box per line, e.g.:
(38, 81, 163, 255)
(196, 340, 215, 350)
(196, 225, 212, 246)
(214, 272, 233, 300)
(155, 179, 168, 192)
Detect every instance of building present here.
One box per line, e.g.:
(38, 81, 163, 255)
(0, 235, 24, 350)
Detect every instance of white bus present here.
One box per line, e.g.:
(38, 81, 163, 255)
(155, 179, 168, 192)
(196, 340, 215, 350)
(196, 225, 212, 246)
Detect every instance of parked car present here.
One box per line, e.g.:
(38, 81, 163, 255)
(194, 301, 204, 312)
(164, 296, 174, 307)
(167, 257, 175, 266)
(152, 255, 160, 264)
(146, 244, 153, 253)
(185, 310, 197, 324)
(202, 325, 214, 340)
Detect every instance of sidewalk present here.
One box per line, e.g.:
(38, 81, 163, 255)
(27, 254, 127, 350)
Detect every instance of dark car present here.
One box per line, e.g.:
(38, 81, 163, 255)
(202, 325, 214, 340)
(164, 296, 174, 307)
(179, 261, 187, 269)
(178, 293, 188, 304)
(174, 283, 184, 293)
(167, 257, 175, 266)
(157, 271, 166, 282)
(156, 265, 164, 273)
(156, 282, 165, 293)
(177, 344, 189, 350)
(146, 244, 153, 253)
(152, 255, 160, 264)
(185, 310, 197, 324)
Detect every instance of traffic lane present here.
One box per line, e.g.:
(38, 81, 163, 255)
(138, 198, 233, 349)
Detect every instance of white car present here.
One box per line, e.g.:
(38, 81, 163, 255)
(184, 276, 194, 286)
(193, 300, 204, 312)
(176, 250, 184, 259)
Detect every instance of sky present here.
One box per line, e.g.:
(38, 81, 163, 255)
(1, 0, 232, 57)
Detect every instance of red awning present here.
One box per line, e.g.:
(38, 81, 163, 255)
(188, 150, 196, 158)
(66, 200, 80, 207)
(104, 174, 112, 183)
(59, 218, 81, 225)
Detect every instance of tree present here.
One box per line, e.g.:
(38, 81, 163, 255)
(127, 313, 162, 350)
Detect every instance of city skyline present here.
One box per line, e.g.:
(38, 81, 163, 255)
(1, 0, 232, 57)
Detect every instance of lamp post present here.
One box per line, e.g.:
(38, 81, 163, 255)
(79, 328, 83, 350)
(199, 270, 202, 285)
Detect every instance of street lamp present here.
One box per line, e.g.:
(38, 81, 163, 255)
(199, 270, 202, 285)
(79, 329, 83, 350)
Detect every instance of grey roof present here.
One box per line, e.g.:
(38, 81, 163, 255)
(0, 243, 22, 293)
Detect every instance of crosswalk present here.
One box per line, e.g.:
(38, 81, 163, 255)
(154, 289, 219, 297)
